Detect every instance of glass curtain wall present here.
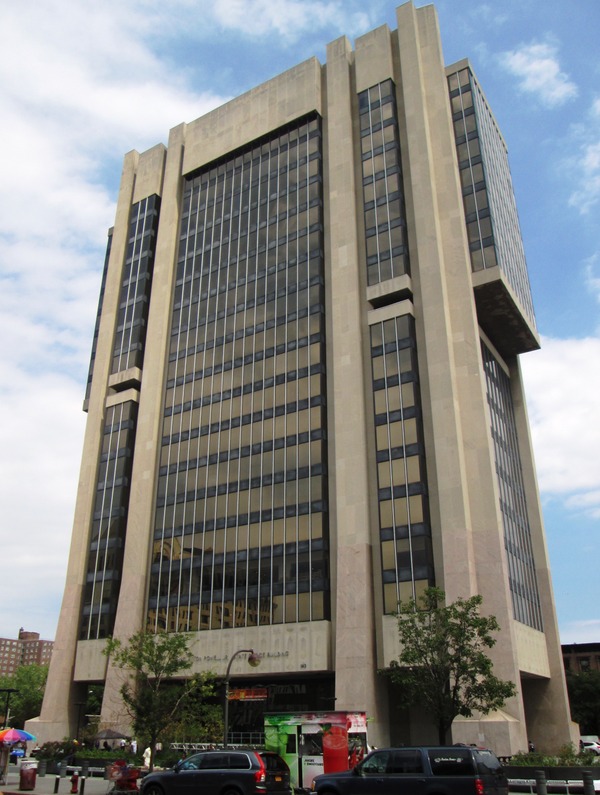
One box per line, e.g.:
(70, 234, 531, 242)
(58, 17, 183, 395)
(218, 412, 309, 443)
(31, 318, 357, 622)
(111, 195, 160, 374)
(358, 80, 410, 286)
(481, 343, 543, 630)
(448, 66, 536, 326)
(148, 114, 330, 633)
(80, 400, 138, 639)
(370, 315, 434, 613)
(80, 195, 159, 639)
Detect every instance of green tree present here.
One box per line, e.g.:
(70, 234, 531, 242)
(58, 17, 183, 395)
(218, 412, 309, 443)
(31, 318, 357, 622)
(168, 682, 223, 745)
(0, 664, 48, 728)
(104, 632, 218, 770)
(385, 587, 516, 744)
(565, 669, 600, 735)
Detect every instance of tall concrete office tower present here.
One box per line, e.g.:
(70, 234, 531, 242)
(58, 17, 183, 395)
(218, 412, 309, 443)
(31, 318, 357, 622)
(31, 1, 575, 754)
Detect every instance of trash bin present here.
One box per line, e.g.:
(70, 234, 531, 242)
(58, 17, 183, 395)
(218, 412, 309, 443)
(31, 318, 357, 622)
(19, 759, 38, 791)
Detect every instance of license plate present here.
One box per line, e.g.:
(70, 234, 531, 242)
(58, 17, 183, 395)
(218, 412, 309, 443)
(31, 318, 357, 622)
(275, 776, 282, 782)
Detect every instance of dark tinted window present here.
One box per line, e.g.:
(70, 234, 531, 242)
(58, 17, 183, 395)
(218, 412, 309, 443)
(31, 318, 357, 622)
(200, 753, 230, 769)
(474, 750, 503, 775)
(261, 753, 289, 772)
(360, 751, 389, 774)
(428, 749, 475, 775)
(388, 750, 423, 774)
(180, 754, 203, 770)
(228, 753, 251, 769)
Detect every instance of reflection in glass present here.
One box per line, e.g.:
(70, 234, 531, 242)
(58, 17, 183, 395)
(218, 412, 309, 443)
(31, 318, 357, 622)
(148, 115, 330, 632)
(370, 314, 434, 613)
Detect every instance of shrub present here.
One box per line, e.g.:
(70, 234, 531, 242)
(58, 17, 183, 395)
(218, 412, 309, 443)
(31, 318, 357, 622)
(510, 744, 600, 767)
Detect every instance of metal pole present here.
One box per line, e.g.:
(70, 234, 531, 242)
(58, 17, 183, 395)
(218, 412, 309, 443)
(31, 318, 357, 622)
(534, 770, 547, 795)
(582, 771, 594, 795)
(223, 649, 259, 748)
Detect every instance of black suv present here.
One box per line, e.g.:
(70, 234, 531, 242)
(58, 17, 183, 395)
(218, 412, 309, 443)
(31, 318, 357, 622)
(311, 746, 508, 795)
(140, 749, 292, 795)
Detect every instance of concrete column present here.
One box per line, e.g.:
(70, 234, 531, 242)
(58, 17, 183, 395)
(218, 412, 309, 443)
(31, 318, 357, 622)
(394, 3, 526, 754)
(27, 151, 140, 744)
(323, 36, 386, 742)
(101, 127, 186, 728)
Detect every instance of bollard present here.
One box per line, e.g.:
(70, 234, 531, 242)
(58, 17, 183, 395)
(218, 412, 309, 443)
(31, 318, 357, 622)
(80, 775, 86, 795)
(582, 771, 594, 795)
(54, 774, 60, 794)
(534, 770, 547, 795)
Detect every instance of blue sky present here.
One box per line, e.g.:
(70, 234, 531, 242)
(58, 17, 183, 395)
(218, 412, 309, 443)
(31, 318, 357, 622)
(0, 0, 598, 645)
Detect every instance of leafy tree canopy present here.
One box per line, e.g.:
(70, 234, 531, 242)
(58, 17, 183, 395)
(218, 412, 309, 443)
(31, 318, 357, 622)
(0, 664, 48, 729)
(565, 669, 600, 735)
(385, 587, 516, 744)
(104, 632, 218, 769)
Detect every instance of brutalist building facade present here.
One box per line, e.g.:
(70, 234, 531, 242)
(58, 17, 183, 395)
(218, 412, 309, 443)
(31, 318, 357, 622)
(31, 1, 575, 754)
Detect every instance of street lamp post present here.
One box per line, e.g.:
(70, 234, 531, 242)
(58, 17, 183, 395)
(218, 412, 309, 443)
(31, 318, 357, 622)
(223, 649, 261, 748)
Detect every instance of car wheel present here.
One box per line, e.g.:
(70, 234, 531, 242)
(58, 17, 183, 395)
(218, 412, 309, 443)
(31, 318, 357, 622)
(143, 784, 165, 795)
(221, 789, 243, 795)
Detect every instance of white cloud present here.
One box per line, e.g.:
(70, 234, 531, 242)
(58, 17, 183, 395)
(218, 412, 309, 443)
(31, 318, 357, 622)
(500, 41, 578, 107)
(565, 491, 600, 520)
(0, 372, 86, 640)
(0, 0, 232, 640)
(210, 0, 372, 40)
(568, 104, 600, 214)
(470, 4, 509, 28)
(584, 254, 600, 307)
(521, 336, 600, 518)
(0, 0, 380, 643)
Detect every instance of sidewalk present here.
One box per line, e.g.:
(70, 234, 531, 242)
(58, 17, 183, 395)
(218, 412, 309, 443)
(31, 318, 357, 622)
(1, 766, 116, 795)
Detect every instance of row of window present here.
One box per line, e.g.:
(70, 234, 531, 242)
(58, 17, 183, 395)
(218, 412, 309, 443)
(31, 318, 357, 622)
(170, 282, 323, 351)
(148, 114, 329, 631)
(359, 79, 410, 287)
(148, 590, 327, 632)
(369, 309, 434, 614)
(166, 333, 323, 399)
(86, 75, 543, 641)
(182, 120, 321, 201)
(81, 401, 138, 639)
(150, 547, 327, 599)
(111, 196, 159, 374)
(481, 344, 542, 630)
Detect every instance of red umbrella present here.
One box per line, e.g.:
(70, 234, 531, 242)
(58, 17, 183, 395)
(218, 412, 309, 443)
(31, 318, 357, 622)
(0, 728, 36, 745)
